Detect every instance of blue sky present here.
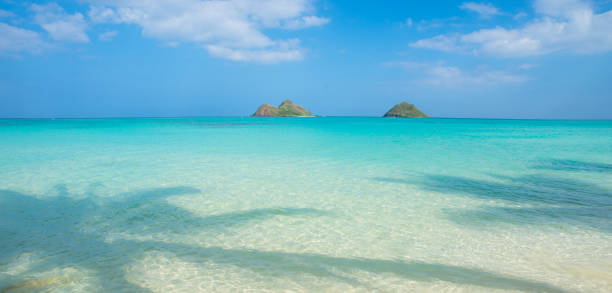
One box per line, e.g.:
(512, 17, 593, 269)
(1, 0, 611, 118)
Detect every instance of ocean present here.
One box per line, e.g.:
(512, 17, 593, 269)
(0, 117, 611, 292)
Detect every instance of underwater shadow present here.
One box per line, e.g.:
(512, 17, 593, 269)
(197, 207, 329, 228)
(371, 177, 415, 185)
(444, 206, 612, 232)
(371, 173, 612, 232)
(372, 174, 612, 205)
(420, 174, 611, 206)
(533, 159, 612, 173)
(136, 241, 570, 293)
(0, 187, 331, 292)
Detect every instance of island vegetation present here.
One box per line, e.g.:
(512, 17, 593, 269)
(252, 100, 314, 117)
(383, 102, 428, 118)
(251, 100, 427, 118)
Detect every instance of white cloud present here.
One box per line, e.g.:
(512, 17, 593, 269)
(460, 2, 501, 18)
(410, 35, 466, 53)
(533, 0, 590, 17)
(384, 61, 529, 86)
(83, 0, 329, 63)
(514, 12, 528, 20)
(0, 22, 44, 55)
(206, 38, 303, 63)
(31, 3, 89, 43)
(98, 30, 118, 41)
(413, 0, 612, 57)
(88, 6, 121, 23)
(207, 45, 303, 63)
(284, 15, 329, 29)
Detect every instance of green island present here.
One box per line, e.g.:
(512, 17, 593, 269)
(383, 102, 429, 118)
(252, 99, 315, 117)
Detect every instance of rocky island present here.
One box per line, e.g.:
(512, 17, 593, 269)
(252, 99, 314, 117)
(383, 102, 428, 118)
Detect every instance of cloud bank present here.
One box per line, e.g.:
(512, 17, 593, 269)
(0, 23, 44, 55)
(85, 0, 329, 63)
(412, 0, 612, 57)
(383, 61, 529, 87)
(460, 2, 501, 18)
(0, 0, 329, 62)
(31, 3, 89, 43)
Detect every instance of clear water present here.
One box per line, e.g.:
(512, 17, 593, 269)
(0, 117, 611, 292)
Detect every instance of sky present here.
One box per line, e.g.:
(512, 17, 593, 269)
(1, 0, 611, 119)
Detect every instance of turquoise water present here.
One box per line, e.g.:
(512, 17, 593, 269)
(0, 117, 611, 292)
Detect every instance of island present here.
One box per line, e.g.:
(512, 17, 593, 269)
(383, 102, 428, 118)
(252, 99, 315, 117)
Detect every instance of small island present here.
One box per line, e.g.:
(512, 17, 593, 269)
(252, 99, 314, 117)
(383, 102, 428, 118)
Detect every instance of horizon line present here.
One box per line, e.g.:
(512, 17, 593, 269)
(1, 116, 611, 121)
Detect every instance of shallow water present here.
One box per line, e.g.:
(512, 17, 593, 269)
(0, 117, 611, 292)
